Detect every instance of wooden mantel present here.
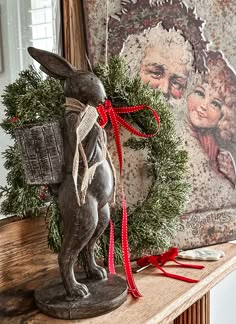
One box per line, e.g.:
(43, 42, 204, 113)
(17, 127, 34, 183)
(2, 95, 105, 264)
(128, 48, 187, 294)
(0, 216, 236, 323)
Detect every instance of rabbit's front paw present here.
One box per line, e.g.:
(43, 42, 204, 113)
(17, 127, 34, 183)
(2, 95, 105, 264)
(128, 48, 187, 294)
(66, 282, 89, 300)
(86, 265, 107, 280)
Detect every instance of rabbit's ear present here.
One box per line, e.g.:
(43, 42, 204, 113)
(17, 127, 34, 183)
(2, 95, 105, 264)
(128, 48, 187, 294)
(27, 47, 75, 79)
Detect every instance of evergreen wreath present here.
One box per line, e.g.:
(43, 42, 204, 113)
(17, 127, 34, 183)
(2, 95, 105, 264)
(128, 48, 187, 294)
(95, 57, 189, 262)
(0, 58, 189, 263)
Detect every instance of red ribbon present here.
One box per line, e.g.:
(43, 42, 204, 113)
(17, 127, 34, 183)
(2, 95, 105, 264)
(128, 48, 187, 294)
(137, 247, 204, 283)
(97, 99, 160, 298)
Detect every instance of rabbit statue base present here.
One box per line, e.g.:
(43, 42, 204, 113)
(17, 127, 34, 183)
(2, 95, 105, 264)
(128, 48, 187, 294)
(34, 273, 127, 319)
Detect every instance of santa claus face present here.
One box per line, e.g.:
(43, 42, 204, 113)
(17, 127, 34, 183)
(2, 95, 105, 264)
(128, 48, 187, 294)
(140, 46, 190, 99)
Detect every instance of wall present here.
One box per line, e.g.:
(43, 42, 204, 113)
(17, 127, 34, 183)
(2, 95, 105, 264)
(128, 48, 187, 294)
(211, 269, 236, 324)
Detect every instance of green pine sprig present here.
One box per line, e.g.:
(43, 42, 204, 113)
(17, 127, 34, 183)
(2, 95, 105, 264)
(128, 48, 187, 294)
(46, 197, 63, 252)
(0, 66, 65, 224)
(0, 144, 45, 217)
(1, 66, 65, 136)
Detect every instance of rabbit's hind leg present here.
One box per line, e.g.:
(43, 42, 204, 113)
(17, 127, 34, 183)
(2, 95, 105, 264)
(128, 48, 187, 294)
(82, 203, 110, 280)
(58, 196, 98, 298)
(58, 229, 89, 298)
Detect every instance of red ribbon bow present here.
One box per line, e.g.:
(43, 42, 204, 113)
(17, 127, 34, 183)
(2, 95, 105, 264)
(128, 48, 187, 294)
(137, 247, 204, 283)
(97, 99, 160, 298)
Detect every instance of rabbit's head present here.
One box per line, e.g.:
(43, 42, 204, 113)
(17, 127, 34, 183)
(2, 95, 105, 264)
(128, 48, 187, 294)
(28, 47, 106, 107)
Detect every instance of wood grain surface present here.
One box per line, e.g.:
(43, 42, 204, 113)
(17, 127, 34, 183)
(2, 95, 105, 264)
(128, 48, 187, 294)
(173, 293, 209, 324)
(0, 217, 57, 292)
(0, 216, 235, 323)
(62, 0, 87, 70)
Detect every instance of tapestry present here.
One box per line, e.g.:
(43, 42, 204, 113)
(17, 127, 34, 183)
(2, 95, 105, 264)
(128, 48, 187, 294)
(83, 0, 236, 249)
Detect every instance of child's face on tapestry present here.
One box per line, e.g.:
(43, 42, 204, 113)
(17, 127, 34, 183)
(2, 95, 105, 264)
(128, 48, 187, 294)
(187, 83, 223, 129)
(139, 46, 190, 99)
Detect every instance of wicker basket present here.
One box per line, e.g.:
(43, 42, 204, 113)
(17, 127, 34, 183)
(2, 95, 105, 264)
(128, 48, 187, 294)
(15, 121, 64, 185)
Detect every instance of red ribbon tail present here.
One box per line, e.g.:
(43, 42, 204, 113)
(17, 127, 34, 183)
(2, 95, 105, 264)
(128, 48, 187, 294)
(173, 259, 205, 269)
(149, 257, 200, 283)
(161, 270, 200, 283)
(121, 188, 142, 298)
(108, 220, 116, 274)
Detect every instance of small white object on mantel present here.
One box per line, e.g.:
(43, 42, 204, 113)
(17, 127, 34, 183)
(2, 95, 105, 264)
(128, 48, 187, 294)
(178, 248, 225, 261)
(228, 240, 236, 244)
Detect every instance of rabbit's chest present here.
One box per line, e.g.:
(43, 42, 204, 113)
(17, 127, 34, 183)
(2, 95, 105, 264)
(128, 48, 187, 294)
(92, 156, 113, 192)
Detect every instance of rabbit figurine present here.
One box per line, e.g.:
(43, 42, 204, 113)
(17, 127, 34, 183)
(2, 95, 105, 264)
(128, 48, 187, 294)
(27, 47, 116, 299)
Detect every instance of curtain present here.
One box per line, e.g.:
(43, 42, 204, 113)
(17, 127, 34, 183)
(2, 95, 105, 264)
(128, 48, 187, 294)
(52, 0, 63, 55)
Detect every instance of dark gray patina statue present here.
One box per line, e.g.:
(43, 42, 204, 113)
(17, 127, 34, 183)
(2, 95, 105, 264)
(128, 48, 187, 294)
(27, 47, 127, 319)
